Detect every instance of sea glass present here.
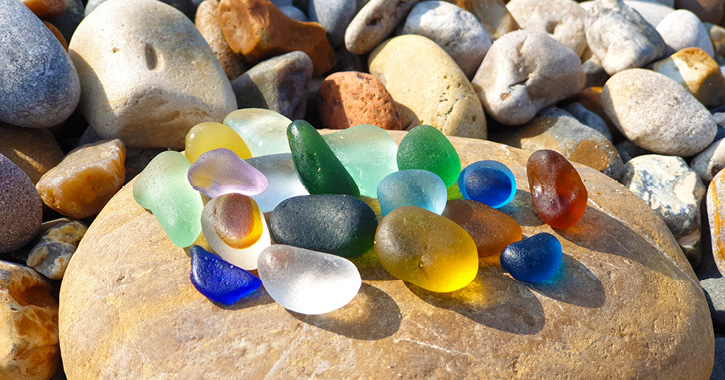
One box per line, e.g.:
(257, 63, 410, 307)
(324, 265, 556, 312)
(201, 193, 271, 270)
(527, 149, 588, 229)
(190, 245, 262, 305)
(287, 120, 360, 197)
(133, 151, 203, 247)
(458, 160, 516, 209)
(322, 124, 398, 197)
(397, 125, 461, 187)
(187, 148, 268, 198)
(223, 108, 292, 157)
(247, 153, 309, 213)
(377, 170, 447, 216)
(184, 122, 251, 163)
(500, 233, 562, 283)
(257, 244, 362, 315)
(375, 206, 479, 292)
(442, 199, 522, 258)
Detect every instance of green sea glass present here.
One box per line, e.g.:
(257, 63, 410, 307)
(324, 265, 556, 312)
(397, 125, 461, 187)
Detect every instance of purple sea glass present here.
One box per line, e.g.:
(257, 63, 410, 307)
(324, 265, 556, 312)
(188, 148, 268, 198)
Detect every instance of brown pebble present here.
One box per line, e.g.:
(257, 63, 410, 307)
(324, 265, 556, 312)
(42, 20, 68, 51)
(195, 0, 247, 81)
(22, 0, 66, 19)
(0, 123, 64, 184)
(317, 71, 402, 130)
(442, 199, 522, 259)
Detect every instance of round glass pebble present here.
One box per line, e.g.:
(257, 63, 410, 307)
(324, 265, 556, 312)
(397, 125, 461, 187)
(377, 169, 447, 216)
(458, 160, 516, 209)
(223, 108, 292, 157)
(500, 233, 562, 283)
(187, 148, 268, 198)
(185, 121, 251, 163)
(527, 150, 588, 229)
(246, 153, 309, 213)
(190, 245, 262, 305)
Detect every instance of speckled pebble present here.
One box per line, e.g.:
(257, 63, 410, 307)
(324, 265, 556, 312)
(0, 154, 42, 253)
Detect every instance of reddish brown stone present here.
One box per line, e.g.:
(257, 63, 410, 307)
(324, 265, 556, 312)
(22, 0, 66, 19)
(42, 21, 67, 51)
(675, 0, 724, 25)
(195, 0, 247, 81)
(0, 124, 64, 184)
(218, 0, 337, 76)
(317, 71, 401, 130)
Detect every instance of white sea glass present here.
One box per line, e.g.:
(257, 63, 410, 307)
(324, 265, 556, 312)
(223, 108, 292, 157)
(247, 153, 309, 213)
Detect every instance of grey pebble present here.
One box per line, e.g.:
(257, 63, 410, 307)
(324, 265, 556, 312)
(0, 154, 42, 253)
(562, 102, 612, 141)
(309, 0, 356, 46)
(344, 0, 420, 55)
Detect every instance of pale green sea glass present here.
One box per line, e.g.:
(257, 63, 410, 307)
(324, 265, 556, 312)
(223, 109, 292, 157)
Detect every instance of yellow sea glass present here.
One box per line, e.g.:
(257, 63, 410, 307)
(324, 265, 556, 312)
(185, 122, 252, 163)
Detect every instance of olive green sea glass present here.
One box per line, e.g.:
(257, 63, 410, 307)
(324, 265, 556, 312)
(397, 125, 462, 187)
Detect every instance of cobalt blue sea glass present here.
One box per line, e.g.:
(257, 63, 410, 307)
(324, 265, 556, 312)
(458, 160, 516, 209)
(190, 245, 262, 305)
(500, 233, 562, 283)
(377, 169, 447, 216)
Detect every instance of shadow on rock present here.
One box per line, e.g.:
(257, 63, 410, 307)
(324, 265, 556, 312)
(498, 190, 545, 228)
(528, 253, 606, 309)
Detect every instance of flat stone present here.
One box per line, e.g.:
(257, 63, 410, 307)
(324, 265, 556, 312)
(317, 71, 402, 130)
(447, 0, 518, 40)
(59, 130, 714, 379)
(219, 0, 336, 75)
(195, 0, 247, 81)
(472, 30, 584, 126)
(308, 0, 356, 47)
(656, 10, 715, 57)
(369, 35, 486, 138)
(0, 261, 59, 380)
(70, 0, 236, 149)
(650, 47, 725, 108)
(0, 0, 80, 128)
(231, 51, 312, 120)
(0, 155, 42, 253)
(585, 0, 667, 75)
(398, 1, 491, 78)
(675, 0, 724, 24)
(344, 0, 420, 55)
(506, 0, 587, 57)
(621, 154, 705, 265)
(0, 124, 64, 184)
(602, 68, 717, 156)
(491, 107, 624, 180)
(27, 220, 87, 280)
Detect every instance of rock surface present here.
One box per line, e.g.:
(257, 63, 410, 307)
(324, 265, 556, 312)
(344, 0, 420, 54)
(308, 0, 356, 47)
(27, 220, 87, 280)
(59, 131, 714, 379)
(707, 169, 725, 276)
(195, 0, 247, 81)
(506, 0, 587, 57)
(69, 0, 237, 149)
(0, 124, 64, 184)
(656, 10, 715, 57)
(449, 0, 518, 40)
(692, 138, 725, 182)
(650, 47, 725, 108)
(0, 155, 42, 254)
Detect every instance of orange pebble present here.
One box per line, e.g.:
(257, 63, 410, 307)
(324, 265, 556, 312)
(22, 0, 66, 19)
(43, 21, 68, 51)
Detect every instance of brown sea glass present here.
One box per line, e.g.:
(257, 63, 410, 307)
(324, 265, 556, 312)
(442, 199, 522, 258)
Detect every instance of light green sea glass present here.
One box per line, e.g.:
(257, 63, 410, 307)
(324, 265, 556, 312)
(223, 108, 292, 157)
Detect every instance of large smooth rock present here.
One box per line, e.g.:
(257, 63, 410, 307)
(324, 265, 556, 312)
(59, 130, 713, 379)
(369, 35, 486, 138)
(0, 0, 81, 129)
(656, 10, 715, 57)
(506, 0, 587, 57)
(650, 47, 725, 108)
(69, 0, 237, 149)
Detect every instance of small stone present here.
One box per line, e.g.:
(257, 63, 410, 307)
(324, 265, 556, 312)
(693, 139, 725, 182)
(656, 10, 715, 57)
(257, 244, 362, 314)
(223, 108, 292, 157)
(26, 220, 87, 280)
(562, 103, 612, 141)
(569, 86, 622, 142)
(47, 0, 85, 42)
(201, 193, 271, 270)
(369, 35, 486, 138)
(708, 169, 725, 276)
(308, 0, 356, 47)
(0, 155, 42, 253)
(442, 199, 522, 258)
(458, 160, 516, 208)
(472, 30, 584, 126)
(70, 0, 236, 149)
(195, 0, 247, 81)
(270, 194, 378, 258)
(622, 0, 674, 27)
(398, 1, 492, 78)
(344, 0, 420, 55)
(581, 54, 611, 88)
(86, 0, 195, 17)
(650, 48, 725, 108)
(500, 233, 563, 283)
(621, 155, 705, 265)
(316, 72, 402, 131)
(247, 153, 310, 213)
(701, 276, 725, 332)
(36, 139, 126, 219)
(185, 122, 252, 164)
(218, 0, 336, 75)
(0, 0, 80, 128)
(616, 140, 651, 164)
(377, 169, 448, 216)
(397, 125, 462, 187)
(190, 245, 262, 305)
(279, 5, 308, 21)
(231, 51, 313, 120)
(0, 261, 59, 380)
(705, 22, 725, 58)
(21, 0, 66, 19)
(188, 149, 268, 198)
(0, 124, 64, 184)
(374, 206, 479, 292)
(449, 0, 518, 40)
(585, 0, 666, 75)
(506, 0, 587, 57)
(602, 69, 717, 156)
(675, 0, 724, 24)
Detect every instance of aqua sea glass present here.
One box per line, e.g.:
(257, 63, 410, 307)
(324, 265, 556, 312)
(223, 108, 292, 157)
(133, 151, 203, 247)
(187, 148, 268, 198)
(185, 122, 251, 163)
(377, 169, 447, 216)
(190, 245, 262, 305)
(397, 125, 461, 187)
(458, 160, 516, 209)
(246, 153, 309, 213)
(500, 233, 562, 283)
(322, 124, 398, 197)
(257, 244, 362, 315)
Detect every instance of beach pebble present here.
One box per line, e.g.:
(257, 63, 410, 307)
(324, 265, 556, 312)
(675, 0, 724, 24)
(70, 0, 236, 149)
(47, 0, 85, 42)
(398, 1, 491, 78)
(344, 0, 420, 55)
(616, 140, 651, 163)
(86, 0, 195, 17)
(701, 277, 725, 332)
(280, 5, 308, 21)
(708, 169, 725, 276)
(581, 55, 611, 87)
(506, 0, 587, 57)
(621, 154, 705, 265)
(247, 154, 309, 213)
(585, 0, 666, 75)
(0, 124, 64, 184)
(308, 0, 356, 47)
(472, 30, 584, 126)
(562, 103, 613, 141)
(656, 10, 715, 57)
(691, 138, 725, 182)
(706, 23, 725, 57)
(623, 0, 674, 27)
(369, 35, 486, 138)
(195, 0, 247, 81)
(650, 48, 725, 107)
(602, 68, 716, 156)
(0, 155, 42, 253)
(26, 220, 87, 280)
(21, 0, 66, 18)
(450, 0, 518, 40)
(0, 0, 80, 129)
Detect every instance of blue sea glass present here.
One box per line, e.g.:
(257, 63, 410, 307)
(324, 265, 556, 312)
(190, 245, 262, 305)
(377, 169, 447, 217)
(500, 233, 562, 283)
(458, 160, 516, 209)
